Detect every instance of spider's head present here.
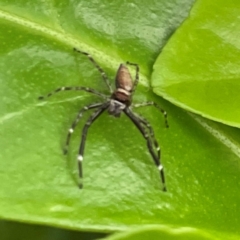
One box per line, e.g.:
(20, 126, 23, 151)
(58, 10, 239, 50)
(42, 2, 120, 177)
(108, 99, 126, 118)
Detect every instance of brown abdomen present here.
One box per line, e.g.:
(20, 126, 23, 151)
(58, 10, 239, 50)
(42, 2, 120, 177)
(115, 64, 133, 92)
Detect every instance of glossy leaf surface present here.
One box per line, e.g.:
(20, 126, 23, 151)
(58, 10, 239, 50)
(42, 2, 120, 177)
(0, 0, 239, 239)
(152, 0, 240, 127)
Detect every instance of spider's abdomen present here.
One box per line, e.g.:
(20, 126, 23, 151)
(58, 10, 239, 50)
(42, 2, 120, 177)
(115, 64, 133, 92)
(112, 64, 133, 106)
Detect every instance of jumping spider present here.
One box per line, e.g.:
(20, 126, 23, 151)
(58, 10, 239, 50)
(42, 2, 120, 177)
(39, 48, 169, 191)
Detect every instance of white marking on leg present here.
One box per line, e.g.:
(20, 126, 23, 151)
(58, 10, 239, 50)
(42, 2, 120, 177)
(61, 87, 65, 90)
(84, 106, 88, 110)
(78, 155, 83, 161)
(157, 146, 160, 151)
(69, 128, 74, 133)
(158, 165, 163, 171)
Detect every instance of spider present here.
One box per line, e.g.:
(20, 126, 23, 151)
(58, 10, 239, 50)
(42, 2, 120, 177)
(39, 48, 169, 191)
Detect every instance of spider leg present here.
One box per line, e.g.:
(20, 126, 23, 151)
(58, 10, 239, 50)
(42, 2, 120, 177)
(63, 102, 104, 155)
(77, 102, 109, 188)
(134, 113, 160, 159)
(124, 108, 167, 191)
(133, 101, 169, 128)
(126, 61, 139, 93)
(38, 86, 107, 100)
(73, 48, 113, 93)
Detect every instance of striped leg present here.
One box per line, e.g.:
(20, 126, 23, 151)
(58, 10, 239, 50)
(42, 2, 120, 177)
(77, 103, 109, 188)
(126, 61, 139, 93)
(135, 114, 161, 159)
(124, 108, 167, 191)
(73, 48, 113, 93)
(63, 103, 104, 155)
(39, 86, 107, 100)
(133, 101, 169, 128)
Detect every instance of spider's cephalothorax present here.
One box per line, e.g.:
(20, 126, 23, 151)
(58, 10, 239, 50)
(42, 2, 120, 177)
(39, 48, 169, 191)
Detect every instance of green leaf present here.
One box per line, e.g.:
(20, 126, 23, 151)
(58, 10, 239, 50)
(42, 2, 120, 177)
(105, 226, 238, 240)
(0, 220, 107, 240)
(0, 0, 239, 239)
(152, 0, 240, 128)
